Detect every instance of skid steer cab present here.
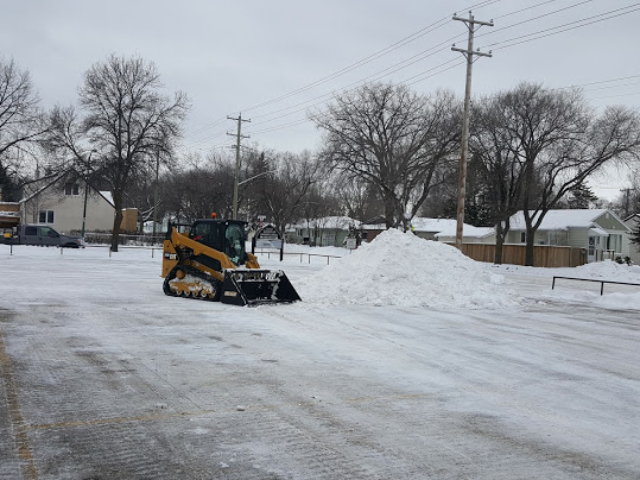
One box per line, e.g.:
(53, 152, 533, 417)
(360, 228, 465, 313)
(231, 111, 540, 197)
(161, 217, 301, 306)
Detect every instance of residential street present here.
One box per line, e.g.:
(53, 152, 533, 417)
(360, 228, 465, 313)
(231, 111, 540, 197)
(1, 246, 639, 479)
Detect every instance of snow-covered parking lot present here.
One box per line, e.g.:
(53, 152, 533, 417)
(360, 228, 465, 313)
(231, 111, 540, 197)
(1, 234, 640, 479)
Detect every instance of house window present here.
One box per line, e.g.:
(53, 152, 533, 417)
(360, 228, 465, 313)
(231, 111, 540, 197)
(39, 210, 54, 224)
(520, 232, 526, 243)
(548, 231, 562, 246)
(65, 183, 80, 196)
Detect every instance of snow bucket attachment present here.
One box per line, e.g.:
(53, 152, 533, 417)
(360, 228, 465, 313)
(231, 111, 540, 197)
(220, 270, 301, 306)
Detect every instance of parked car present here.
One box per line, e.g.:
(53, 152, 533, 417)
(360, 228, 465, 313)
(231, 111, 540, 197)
(4, 224, 85, 248)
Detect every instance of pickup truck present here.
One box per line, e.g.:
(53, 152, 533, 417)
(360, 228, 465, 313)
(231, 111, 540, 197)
(3, 224, 85, 248)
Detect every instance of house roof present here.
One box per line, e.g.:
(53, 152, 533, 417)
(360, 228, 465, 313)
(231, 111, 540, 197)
(19, 170, 115, 208)
(624, 213, 640, 224)
(362, 217, 494, 238)
(99, 191, 115, 207)
(509, 209, 626, 231)
(20, 172, 68, 204)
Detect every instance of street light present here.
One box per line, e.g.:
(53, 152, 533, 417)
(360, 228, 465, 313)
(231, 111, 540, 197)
(233, 169, 277, 219)
(81, 150, 97, 239)
(237, 169, 277, 187)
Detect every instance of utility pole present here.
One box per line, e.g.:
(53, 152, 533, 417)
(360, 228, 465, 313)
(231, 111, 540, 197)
(452, 11, 493, 251)
(621, 187, 637, 219)
(81, 150, 96, 239)
(227, 113, 251, 219)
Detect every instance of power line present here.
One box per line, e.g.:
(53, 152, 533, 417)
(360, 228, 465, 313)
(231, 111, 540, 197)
(182, 0, 505, 143)
(238, 0, 503, 115)
(187, 1, 640, 149)
(248, 59, 464, 134)
(481, 3, 640, 51)
(588, 91, 640, 101)
(554, 74, 640, 90)
(185, 0, 574, 145)
(493, 0, 560, 19)
(251, 2, 636, 134)
(216, 0, 610, 138)
(476, 0, 597, 41)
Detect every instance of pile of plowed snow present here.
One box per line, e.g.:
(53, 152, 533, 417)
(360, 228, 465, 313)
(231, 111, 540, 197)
(571, 260, 640, 282)
(296, 229, 518, 310)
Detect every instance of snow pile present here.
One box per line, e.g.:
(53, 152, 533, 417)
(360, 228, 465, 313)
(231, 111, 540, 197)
(571, 260, 640, 282)
(296, 229, 518, 310)
(551, 289, 640, 311)
(545, 260, 640, 310)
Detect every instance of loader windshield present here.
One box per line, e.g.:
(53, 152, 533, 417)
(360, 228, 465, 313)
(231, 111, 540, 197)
(225, 223, 245, 265)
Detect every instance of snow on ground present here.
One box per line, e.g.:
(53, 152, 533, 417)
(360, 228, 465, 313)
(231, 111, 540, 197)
(490, 259, 640, 311)
(572, 259, 640, 281)
(296, 229, 517, 310)
(2, 243, 640, 478)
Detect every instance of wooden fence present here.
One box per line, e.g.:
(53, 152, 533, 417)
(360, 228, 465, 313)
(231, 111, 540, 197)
(458, 244, 587, 268)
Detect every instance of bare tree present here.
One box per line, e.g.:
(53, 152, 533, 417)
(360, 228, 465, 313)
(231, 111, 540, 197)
(155, 151, 235, 223)
(488, 83, 640, 265)
(0, 57, 48, 200)
(244, 150, 320, 236)
(333, 174, 384, 223)
(50, 55, 189, 250)
(469, 94, 527, 264)
(311, 83, 460, 230)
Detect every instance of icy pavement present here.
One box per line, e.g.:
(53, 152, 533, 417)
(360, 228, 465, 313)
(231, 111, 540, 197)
(0, 244, 639, 479)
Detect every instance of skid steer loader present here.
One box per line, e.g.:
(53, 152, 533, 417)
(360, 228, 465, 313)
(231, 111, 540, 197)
(161, 217, 300, 306)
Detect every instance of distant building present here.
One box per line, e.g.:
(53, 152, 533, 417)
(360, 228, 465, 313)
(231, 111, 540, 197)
(20, 171, 116, 234)
(507, 209, 630, 263)
(287, 216, 359, 247)
(362, 218, 494, 244)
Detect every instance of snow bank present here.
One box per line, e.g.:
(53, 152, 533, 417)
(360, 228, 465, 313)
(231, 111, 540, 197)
(571, 260, 640, 282)
(544, 260, 640, 310)
(549, 289, 640, 311)
(296, 229, 518, 310)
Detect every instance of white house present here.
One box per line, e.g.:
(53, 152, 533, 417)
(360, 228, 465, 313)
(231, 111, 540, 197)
(506, 209, 630, 263)
(20, 172, 116, 234)
(361, 217, 494, 244)
(287, 216, 359, 247)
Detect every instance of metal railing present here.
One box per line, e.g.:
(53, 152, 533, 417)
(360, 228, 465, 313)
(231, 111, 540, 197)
(551, 276, 640, 295)
(254, 249, 343, 265)
(4, 244, 345, 264)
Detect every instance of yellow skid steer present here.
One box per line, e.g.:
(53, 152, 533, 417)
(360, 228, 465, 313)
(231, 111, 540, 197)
(161, 217, 300, 306)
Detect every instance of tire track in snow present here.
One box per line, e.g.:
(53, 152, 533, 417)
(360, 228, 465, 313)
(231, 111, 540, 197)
(0, 315, 39, 480)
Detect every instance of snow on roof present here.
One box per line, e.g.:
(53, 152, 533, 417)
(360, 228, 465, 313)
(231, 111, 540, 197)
(363, 217, 493, 238)
(589, 227, 609, 237)
(296, 228, 517, 310)
(99, 191, 114, 206)
(509, 209, 621, 230)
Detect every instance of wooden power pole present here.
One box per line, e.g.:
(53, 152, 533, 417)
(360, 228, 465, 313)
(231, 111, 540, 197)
(227, 113, 251, 219)
(452, 11, 493, 250)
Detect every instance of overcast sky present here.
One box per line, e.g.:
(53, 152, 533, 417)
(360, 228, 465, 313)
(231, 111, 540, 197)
(2, 0, 638, 199)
